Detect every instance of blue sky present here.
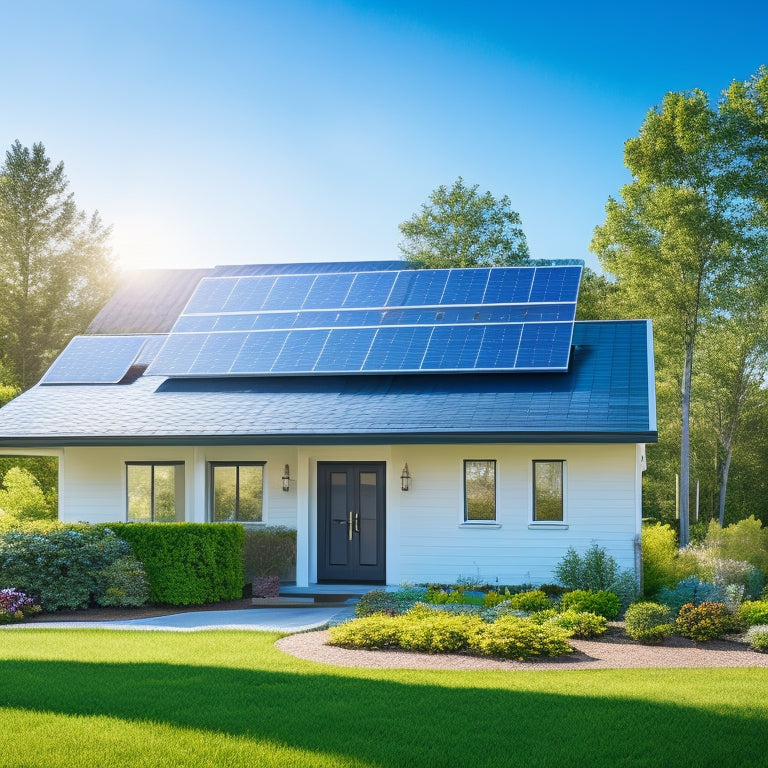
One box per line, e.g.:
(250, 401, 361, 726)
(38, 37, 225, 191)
(4, 0, 766, 272)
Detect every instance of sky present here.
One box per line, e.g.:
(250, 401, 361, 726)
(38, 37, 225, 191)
(3, 0, 766, 274)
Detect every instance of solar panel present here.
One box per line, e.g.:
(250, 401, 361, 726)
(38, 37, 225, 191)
(40, 335, 149, 384)
(146, 265, 581, 377)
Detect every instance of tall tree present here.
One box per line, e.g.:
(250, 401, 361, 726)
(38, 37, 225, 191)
(0, 141, 117, 389)
(399, 177, 529, 267)
(591, 68, 768, 547)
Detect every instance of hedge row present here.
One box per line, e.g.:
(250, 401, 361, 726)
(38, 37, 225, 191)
(103, 523, 244, 605)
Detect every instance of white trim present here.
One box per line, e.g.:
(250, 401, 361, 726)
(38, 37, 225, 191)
(529, 459, 567, 524)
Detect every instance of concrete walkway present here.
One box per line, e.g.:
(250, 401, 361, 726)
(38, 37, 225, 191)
(4, 606, 357, 633)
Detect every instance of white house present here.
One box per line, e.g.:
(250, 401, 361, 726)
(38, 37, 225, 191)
(0, 261, 656, 587)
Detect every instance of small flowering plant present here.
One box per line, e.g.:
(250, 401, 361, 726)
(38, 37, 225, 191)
(0, 587, 41, 623)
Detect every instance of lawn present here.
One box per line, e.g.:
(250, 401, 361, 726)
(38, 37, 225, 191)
(0, 629, 766, 768)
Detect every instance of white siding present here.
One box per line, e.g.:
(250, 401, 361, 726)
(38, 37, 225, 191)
(57, 441, 640, 586)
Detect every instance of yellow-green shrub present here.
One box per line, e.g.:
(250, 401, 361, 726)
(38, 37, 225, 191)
(469, 616, 573, 660)
(329, 614, 401, 649)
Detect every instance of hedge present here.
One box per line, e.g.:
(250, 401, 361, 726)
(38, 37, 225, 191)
(103, 523, 244, 605)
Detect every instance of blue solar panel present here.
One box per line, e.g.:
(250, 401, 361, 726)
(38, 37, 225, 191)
(41, 335, 148, 384)
(147, 264, 581, 377)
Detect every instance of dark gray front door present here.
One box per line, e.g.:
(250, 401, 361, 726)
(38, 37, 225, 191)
(317, 462, 385, 583)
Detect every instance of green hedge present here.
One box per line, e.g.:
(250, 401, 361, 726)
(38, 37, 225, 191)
(104, 523, 244, 605)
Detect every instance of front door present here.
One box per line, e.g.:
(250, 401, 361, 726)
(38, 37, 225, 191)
(317, 462, 386, 583)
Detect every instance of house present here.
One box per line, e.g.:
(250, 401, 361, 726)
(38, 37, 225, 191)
(0, 261, 656, 587)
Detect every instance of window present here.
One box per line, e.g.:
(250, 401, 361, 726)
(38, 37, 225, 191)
(464, 460, 496, 521)
(210, 463, 263, 522)
(126, 462, 185, 522)
(533, 460, 564, 521)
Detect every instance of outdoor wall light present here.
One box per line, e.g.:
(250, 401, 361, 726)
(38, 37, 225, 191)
(400, 463, 412, 491)
(282, 464, 292, 492)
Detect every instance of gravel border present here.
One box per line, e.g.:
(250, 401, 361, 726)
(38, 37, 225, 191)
(276, 629, 768, 670)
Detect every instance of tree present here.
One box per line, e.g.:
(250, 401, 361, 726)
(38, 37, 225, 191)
(696, 300, 768, 525)
(0, 141, 117, 389)
(591, 68, 768, 547)
(0, 466, 53, 523)
(399, 177, 529, 267)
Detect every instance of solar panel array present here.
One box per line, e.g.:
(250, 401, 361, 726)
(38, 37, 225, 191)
(40, 335, 161, 385)
(146, 265, 582, 377)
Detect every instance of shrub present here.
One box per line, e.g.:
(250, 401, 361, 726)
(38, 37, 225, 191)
(95, 556, 149, 607)
(624, 602, 674, 644)
(480, 602, 530, 623)
(548, 609, 607, 638)
(737, 600, 768, 628)
(554, 544, 637, 609)
(675, 602, 734, 642)
(105, 523, 244, 605)
(468, 615, 573, 660)
(355, 587, 429, 617)
(0, 526, 131, 611)
(242, 526, 296, 581)
(654, 577, 725, 616)
(642, 523, 681, 594)
(505, 589, 553, 613)
(427, 588, 484, 605)
(701, 517, 768, 576)
(329, 613, 401, 649)
(0, 587, 41, 623)
(745, 625, 768, 653)
(0, 467, 53, 522)
(560, 589, 620, 620)
(397, 607, 482, 653)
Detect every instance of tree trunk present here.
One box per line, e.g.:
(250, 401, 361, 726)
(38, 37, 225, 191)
(718, 445, 732, 526)
(679, 339, 694, 547)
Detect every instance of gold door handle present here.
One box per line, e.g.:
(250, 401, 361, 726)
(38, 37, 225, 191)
(348, 510, 353, 541)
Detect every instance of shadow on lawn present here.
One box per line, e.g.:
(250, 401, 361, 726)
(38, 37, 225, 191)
(1, 658, 765, 768)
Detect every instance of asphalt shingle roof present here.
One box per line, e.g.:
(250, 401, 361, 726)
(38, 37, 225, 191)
(0, 320, 656, 447)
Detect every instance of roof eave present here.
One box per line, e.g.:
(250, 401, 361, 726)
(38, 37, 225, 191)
(0, 430, 658, 448)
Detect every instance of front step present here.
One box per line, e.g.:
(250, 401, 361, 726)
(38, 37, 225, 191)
(251, 591, 364, 608)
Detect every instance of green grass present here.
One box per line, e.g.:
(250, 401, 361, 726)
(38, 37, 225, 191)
(0, 630, 766, 768)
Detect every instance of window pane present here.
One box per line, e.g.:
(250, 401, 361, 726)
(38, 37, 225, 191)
(127, 464, 151, 522)
(153, 465, 177, 522)
(237, 465, 263, 522)
(534, 461, 563, 521)
(212, 465, 238, 521)
(465, 460, 496, 520)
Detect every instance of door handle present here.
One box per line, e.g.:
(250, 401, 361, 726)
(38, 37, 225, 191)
(348, 510, 353, 541)
(354, 511, 360, 533)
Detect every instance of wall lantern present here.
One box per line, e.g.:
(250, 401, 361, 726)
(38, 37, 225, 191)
(282, 464, 292, 492)
(400, 463, 412, 492)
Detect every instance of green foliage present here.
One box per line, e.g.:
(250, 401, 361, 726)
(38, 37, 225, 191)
(504, 589, 553, 613)
(94, 555, 149, 607)
(642, 523, 682, 593)
(354, 587, 428, 617)
(548, 609, 608, 638)
(0, 525, 130, 611)
(468, 615, 573, 660)
(560, 589, 620, 620)
(398, 177, 529, 268)
(702, 517, 768, 576)
(426, 588, 484, 605)
(242, 526, 296, 579)
(0, 466, 53, 523)
(105, 523, 244, 605)
(332, 608, 573, 660)
(655, 577, 725, 616)
(624, 602, 675, 644)
(0, 587, 41, 623)
(554, 544, 638, 609)
(745, 625, 768, 653)
(0, 141, 117, 389)
(736, 600, 768, 628)
(0, 383, 19, 406)
(675, 602, 734, 641)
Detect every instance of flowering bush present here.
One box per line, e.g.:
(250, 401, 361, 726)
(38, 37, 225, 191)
(745, 625, 768, 653)
(0, 587, 41, 623)
(675, 602, 734, 642)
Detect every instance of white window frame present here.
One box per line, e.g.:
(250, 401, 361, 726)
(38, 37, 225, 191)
(209, 461, 266, 524)
(461, 458, 499, 526)
(125, 461, 186, 523)
(529, 459, 568, 528)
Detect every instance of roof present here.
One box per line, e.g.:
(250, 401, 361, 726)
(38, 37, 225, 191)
(0, 320, 657, 447)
